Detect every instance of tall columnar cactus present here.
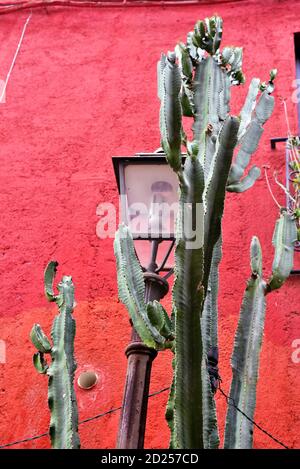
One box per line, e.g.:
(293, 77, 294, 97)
(114, 15, 296, 449)
(30, 261, 80, 449)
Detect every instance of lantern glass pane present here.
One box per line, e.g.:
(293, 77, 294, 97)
(134, 240, 175, 271)
(123, 163, 179, 239)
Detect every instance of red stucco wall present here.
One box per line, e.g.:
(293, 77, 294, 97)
(0, 0, 299, 449)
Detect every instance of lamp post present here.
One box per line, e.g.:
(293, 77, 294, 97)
(112, 152, 180, 449)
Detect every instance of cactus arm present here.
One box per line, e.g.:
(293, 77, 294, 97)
(237, 78, 260, 140)
(251, 89, 275, 125)
(159, 52, 183, 172)
(192, 57, 211, 146)
(44, 260, 59, 302)
(175, 43, 193, 83)
(157, 53, 167, 101)
(203, 61, 228, 178)
(192, 57, 225, 169)
(201, 237, 222, 449)
(33, 352, 49, 374)
(202, 360, 219, 449)
(172, 155, 205, 449)
(186, 30, 205, 63)
(225, 213, 295, 448)
(226, 165, 261, 193)
(30, 323, 52, 353)
(180, 87, 193, 118)
(211, 16, 223, 54)
(219, 71, 231, 121)
(227, 89, 275, 191)
(146, 301, 174, 348)
(221, 46, 245, 85)
(114, 224, 171, 350)
(267, 211, 297, 291)
(260, 68, 277, 93)
(114, 223, 154, 348)
(203, 116, 240, 291)
(201, 54, 242, 177)
(227, 120, 263, 187)
(192, 16, 223, 55)
(224, 237, 266, 449)
(175, 43, 194, 118)
(202, 237, 222, 353)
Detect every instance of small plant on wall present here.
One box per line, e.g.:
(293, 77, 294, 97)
(114, 15, 297, 449)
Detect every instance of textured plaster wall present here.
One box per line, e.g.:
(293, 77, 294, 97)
(0, 0, 299, 449)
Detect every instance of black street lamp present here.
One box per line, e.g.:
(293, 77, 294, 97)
(112, 151, 180, 449)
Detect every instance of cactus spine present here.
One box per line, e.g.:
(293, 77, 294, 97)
(30, 261, 80, 449)
(114, 15, 296, 449)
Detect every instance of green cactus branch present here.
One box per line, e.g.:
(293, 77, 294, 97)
(159, 52, 183, 173)
(224, 211, 296, 448)
(201, 237, 222, 449)
(114, 224, 174, 351)
(172, 155, 205, 449)
(224, 237, 267, 449)
(203, 116, 240, 292)
(267, 210, 297, 292)
(30, 261, 80, 449)
(227, 71, 276, 193)
(44, 260, 59, 302)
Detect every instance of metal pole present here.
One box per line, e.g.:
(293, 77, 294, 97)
(116, 271, 169, 449)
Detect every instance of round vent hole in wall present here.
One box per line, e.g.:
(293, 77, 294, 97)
(77, 371, 98, 390)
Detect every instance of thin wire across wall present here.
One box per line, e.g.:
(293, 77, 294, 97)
(218, 384, 290, 450)
(0, 385, 290, 449)
(0, 12, 32, 102)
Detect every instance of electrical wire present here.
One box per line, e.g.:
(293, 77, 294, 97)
(218, 383, 290, 449)
(0, 11, 32, 102)
(0, 386, 170, 448)
(0, 384, 291, 449)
